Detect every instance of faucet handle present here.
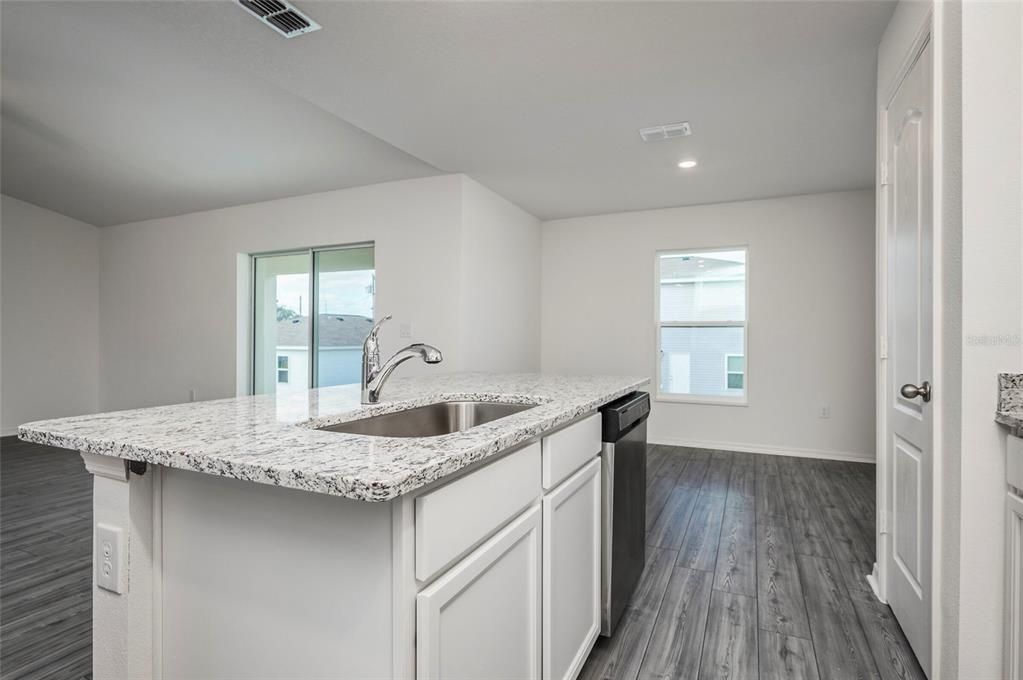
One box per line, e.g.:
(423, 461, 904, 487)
(368, 314, 392, 338)
(364, 315, 392, 358)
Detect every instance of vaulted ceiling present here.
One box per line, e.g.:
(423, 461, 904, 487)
(1, 1, 894, 226)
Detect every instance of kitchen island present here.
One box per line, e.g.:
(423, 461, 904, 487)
(19, 372, 647, 680)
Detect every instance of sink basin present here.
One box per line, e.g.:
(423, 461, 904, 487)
(316, 401, 537, 438)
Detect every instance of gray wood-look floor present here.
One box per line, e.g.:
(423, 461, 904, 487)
(1, 436, 92, 680)
(581, 445, 927, 680)
(0, 438, 924, 680)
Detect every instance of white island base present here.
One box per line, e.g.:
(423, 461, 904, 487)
(82, 413, 604, 680)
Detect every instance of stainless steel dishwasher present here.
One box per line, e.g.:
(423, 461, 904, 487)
(599, 391, 650, 636)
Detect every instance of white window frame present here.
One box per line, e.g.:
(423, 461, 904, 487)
(654, 245, 749, 406)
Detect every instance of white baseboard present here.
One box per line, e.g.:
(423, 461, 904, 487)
(866, 562, 886, 603)
(649, 436, 876, 464)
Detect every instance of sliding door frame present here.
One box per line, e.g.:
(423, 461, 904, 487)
(249, 241, 375, 395)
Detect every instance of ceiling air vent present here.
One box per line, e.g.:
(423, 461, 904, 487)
(238, 0, 321, 38)
(639, 121, 692, 142)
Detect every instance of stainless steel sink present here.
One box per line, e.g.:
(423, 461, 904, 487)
(316, 401, 537, 438)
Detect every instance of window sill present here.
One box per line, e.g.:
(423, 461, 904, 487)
(654, 394, 748, 407)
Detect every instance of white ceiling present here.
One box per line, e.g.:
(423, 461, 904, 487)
(1, 1, 894, 226)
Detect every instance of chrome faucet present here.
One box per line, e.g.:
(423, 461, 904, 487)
(362, 315, 443, 404)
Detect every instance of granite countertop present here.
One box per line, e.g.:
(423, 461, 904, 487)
(18, 373, 647, 502)
(997, 373, 1023, 432)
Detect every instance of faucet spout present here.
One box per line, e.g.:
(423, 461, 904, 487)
(361, 316, 443, 404)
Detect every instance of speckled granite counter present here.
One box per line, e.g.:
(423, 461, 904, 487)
(998, 373, 1023, 432)
(18, 373, 647, 502)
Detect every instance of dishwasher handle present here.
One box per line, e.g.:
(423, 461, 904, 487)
(601, 391, 650, 441)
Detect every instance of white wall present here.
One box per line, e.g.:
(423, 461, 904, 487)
(98, 174, 541, 411)
(541, 190, 876, 461)
(1, 195, 100, 434)
(459, 176, 541, 372)
(954, 1, 1023, 676)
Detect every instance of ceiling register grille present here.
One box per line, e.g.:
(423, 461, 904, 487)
(238, 0, 321, 38)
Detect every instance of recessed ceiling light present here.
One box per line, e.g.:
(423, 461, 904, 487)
(677, 160, 698, 169)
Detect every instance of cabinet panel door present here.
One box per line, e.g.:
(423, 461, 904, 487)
(1007, 491, 1023, 680)
(543, 457, 601, 680)
(417, 505, 541, 680)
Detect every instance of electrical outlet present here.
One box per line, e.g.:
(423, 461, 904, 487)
(96, 523, 127, 594)
(818, 405, 831, 419)
(399, 322, 413, 340)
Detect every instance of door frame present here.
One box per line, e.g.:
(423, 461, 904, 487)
(874, 7, 945, 678)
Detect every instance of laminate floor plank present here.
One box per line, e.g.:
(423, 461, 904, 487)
(713, 506, 756, 597)
(677, 493, 727, 571)
(697, 590, 758, 680)
(756, 519, 811, 639)
(755, 472, 788, 521)
(580, 547, 677, 680)
(758, 631, 820, 680)
(702, 458, 732, 496)
(597, 447, 916, 680)
(818, 505, 876, 603)
(647, 486, 699, 551)
(852, 598, 928, 680)
(796, 554, 881, 680)
(725, 464, 756, 512)
(646, 475, 676, 532)
(0, 437, 93, 680)
(655, 450, 690, 482)
(646, 445, 670, 481)
(637, 567, 713, 680)
(677, 458, 709, 489)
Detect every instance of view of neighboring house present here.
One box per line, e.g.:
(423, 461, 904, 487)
(658, 250, 746, 400)
(274, 314, 372, 393)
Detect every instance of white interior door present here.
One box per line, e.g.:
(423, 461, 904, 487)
(885, 37, 933, 678)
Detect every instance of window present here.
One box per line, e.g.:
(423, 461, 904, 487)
(252, 244, 375, 395)
(656, 247, 747, 404)
(726, 354, 745, 389)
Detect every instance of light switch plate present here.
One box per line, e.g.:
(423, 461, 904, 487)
(96, 523, 127, 594)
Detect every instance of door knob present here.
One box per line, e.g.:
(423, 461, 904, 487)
(900, 381, 931, 403)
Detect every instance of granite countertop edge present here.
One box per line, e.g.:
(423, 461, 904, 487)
(998, 373, 1023, 434)
(18, 373, 649, 502)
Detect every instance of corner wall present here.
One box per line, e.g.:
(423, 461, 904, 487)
(540, 190, 876, 461)
(97, 174, 541, 411)
(954, 1, 1023, 676)
(1, 195, 101, 433)
(458, 176, 541, 373)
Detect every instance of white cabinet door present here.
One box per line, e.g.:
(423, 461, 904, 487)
(543, 457, 601, 680)
(417, 505, 541, 680)
(1007, 491, 1023, 680)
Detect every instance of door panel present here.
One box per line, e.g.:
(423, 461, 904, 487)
(885, 37, 933, 677)
(416, 506, 541, 680)
(543, 458, 601, 680)
(894, 436, 922, 591)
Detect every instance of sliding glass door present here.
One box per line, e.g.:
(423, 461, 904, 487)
(252, 244, 375, 396)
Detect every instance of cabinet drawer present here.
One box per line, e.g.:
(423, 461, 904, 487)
(542, 413, 601, 490)
(416, 442, 541, 582)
